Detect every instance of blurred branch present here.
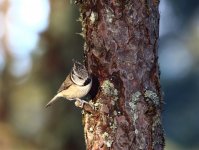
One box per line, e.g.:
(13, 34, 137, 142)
(0, 0, 12, 121)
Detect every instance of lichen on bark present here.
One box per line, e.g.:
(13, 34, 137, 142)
(76, 0, 165, 149)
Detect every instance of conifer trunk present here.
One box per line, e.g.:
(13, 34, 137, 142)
(77, 0, 165, 149)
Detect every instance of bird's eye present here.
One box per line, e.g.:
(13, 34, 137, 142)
(72, 70, 75, 75)
(78, 76, 83, 79)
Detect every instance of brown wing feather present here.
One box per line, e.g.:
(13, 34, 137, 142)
(57, 74, 73, 93)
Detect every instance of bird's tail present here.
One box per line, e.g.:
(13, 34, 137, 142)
(45, 93, 62, 108)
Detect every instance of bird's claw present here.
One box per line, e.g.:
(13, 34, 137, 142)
(75, 98, 88, 108)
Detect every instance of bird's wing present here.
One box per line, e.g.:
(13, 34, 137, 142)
(57, 74, 73, 93)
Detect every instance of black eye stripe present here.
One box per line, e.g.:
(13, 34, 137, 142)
(83, 78, 91, 86)
(78, 76, 83, 79)
(72, 70, 75, 75)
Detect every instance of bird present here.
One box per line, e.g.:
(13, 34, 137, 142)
(46, 61, 92, 108)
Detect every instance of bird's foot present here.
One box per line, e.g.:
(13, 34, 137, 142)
(75, 98, 88, 108)
(74, 98, 97, 114)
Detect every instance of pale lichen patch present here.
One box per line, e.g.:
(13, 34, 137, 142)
(133, 113, 138, 121)
(114, 97, 119, 101)
(111, 100, 115, 105)
(152, 114, 161, 131)
(101, 80, 118, 97)
(106, 140, 113, 148)
(93, 100, 102, 110)
(102, 132, 113, 148)
(132, 91, 142, 102)
(152, 114, 163, 148)
(113, 110, 117, 116)
(110, 118, 117, 131)
(90, 11, 98, 24)
(89, 127, 94, 132)
(129, 91, 141, 112)
(144, 90, 159, 105)
(102, 132, 109, 139)
(129, 91, 142, 134)
(105, 8, 114, 23)
(135, 129, 139, 134)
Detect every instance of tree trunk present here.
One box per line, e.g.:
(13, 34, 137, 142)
(77, 0, 164, 149)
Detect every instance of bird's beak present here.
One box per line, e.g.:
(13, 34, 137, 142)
(45, 94, 62, 108)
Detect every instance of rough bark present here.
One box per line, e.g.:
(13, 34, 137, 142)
(77, 0, 164, 150)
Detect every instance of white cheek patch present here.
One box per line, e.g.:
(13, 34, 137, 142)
(71, 74, 85, 86)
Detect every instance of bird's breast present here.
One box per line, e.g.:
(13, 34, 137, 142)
(61, 81, 92, 100)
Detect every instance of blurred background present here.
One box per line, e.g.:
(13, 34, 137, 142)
(0, 0, 198, 149)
